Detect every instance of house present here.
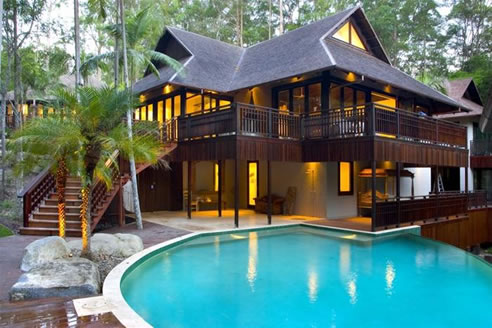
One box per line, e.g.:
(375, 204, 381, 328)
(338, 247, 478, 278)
(19, 6, 490, 247)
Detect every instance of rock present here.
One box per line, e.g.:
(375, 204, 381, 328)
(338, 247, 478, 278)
(67, 233, 143, 260)
(10, 258, 100, 301)
(21, 236, 71, 272)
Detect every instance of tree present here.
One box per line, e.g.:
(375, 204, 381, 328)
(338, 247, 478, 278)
(9, 114, 83, 239)
(51, 86, 161, 252)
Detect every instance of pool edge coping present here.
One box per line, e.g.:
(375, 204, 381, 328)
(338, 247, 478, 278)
(102, 223, 420, 327)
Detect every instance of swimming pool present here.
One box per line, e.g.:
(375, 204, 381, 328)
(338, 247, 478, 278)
(112, 225, 492, 327)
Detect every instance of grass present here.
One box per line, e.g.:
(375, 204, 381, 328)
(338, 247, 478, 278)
(0, 223, 13, 238)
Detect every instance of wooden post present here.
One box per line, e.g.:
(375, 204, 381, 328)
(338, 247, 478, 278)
(234, 158, 239, 228)
(267, 160, 272, 225)
(118, 178, 124, 226)
(396, 162, 401, 227)
(187, 161, 192, 219)
(218, 160, 222, 217)
(371, 160, 376, 232)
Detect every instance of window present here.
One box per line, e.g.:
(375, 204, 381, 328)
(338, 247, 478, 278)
(308, 83, 321, 112)
(134, 107, 140, 120)
(141, 105, 147, 121)
(372, 92, 396, 109)
(174, 95, 181, 116)
(214, 163, 219, 192)
(37, 105, 44, 117)
(219, 99, 231, 110)
(292, 87, 305, 114)
(147, 104, 154, 121)
(157, 101, 164, 125)
(165, 98, 173, 121)
(330, 84, 341, 109)
(186, 92, 202, 114)
(338, 162, 353, 195)
(344, 87, 354, 110)
(333, 22, 367, 50)
(278, 90, 289, 111)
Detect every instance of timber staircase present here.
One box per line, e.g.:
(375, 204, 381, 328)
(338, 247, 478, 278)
(18, 142, 177, 236)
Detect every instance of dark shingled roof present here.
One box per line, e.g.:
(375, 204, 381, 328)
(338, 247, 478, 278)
(134, 6, 460, 109)
(434, 78, 484, 119)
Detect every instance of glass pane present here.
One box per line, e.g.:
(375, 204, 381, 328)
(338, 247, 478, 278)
(219, 99, 231, 110)
(350, 24, 366, 50)
(186, 92, 202, 114)
(248, 162, 258, 206)
(356, 91, 366, 108)
(214, 163, 219, 192)
(37, 104, 44, 117)
(333, 22, 350, 43)
(174, 95, 181, 116)
(308, 83, 321, 112)
(157, 101, 164, 124)
(134, 107, 140, 120)
(141, 105, 147, 121)
(278, 90, 289, 111)
(372, 92, 396, 109)
(292, 87, 305, 114)
(330, 84, 341, 109)
(203, 95, 213, 111)
(339, 162, 352, 193)
(343, 87, 354, 109)
(147, 104, 154, 121)
(165, 98, 172, 121)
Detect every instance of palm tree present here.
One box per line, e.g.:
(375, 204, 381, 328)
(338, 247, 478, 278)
(9, 114, 83, 239)
(52, 86, 161, 253)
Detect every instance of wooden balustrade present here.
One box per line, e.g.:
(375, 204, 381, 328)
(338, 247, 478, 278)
(18, 167, 56, 226)
(374, 191, 487, 229)
(470, 139, 492, 156)
(90, 161, 120, 229)
(304, 106, 367, 139)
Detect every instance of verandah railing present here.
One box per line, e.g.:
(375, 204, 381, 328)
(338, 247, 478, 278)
(172, 102, 467, 148)
(470, 139, 492, 156)
(374, 190, 487, 229)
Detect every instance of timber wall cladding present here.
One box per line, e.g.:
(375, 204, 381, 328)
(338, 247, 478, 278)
(470, 156, 492, 168)
(420, 208, 492, 249)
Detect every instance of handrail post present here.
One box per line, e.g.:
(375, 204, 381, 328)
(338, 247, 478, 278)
(436, 120, 439, 145)
(235, 103, 242, 136)
(396, 108, 400, 139)
(370, 103, 376, 136)
(268, 108, 272, 138)
(300, 114, 305, 140)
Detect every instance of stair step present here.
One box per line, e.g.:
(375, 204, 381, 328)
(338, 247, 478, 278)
(33, 211, 81, 221)
(39, 205, 81, 213)
(49, 192, 80, 200)
(20, 227, 82, 237)
(44, 199, 82, 206)
(28, 219, 82, 229)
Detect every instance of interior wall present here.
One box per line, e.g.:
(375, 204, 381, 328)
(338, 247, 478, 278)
(234, 85, 272, 107)
(401, 168, 431, 196)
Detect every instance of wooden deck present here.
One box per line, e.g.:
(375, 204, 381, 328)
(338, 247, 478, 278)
(0, 297, 123, 327)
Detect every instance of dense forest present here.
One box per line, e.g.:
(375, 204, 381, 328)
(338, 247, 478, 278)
(0, 0, 490, 110)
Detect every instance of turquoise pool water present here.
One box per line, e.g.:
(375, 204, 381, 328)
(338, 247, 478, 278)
(121, 227, 492, 327)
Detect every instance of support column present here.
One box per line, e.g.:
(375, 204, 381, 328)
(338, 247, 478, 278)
(371, 160, 376, 232)
(218, 160, 222, 217)
(267, 160, 272, 225)
(187, 161, 192, 219)
(396, 162, 401, 228)
(234, 158, 239, 228)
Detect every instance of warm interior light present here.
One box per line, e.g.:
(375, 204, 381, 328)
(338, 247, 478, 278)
(141, 106, 147, 121)
(346, 72, 357, 82)
(37, 105, 44, 117)
(333, 21, 366, 50)
(139, 94, 146, 103)
(248, 162, 258, 206)
(214, 163, 219, 192)
(157, 101, 164, 125)
(147, 104, 154, 121)
(384, 85, 392, 93)
(163, 84, 173, 94)
(135, 107, 140, 120)
(48, 107, 54, 114)
(22, 104, 28, 116)
(339, 162, 352, 193)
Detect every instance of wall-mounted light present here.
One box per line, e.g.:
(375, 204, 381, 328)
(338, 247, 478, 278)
(384, 85, 392, 93)
(163, 84, 173, 94)
(346, 72, 357, 82)
(139, 94, 146, 103)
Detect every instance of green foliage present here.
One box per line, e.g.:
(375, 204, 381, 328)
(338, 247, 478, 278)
(0, 224, 13, 238)
(450, 55, 492, 103)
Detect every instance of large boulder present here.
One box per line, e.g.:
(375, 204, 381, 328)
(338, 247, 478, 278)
(10, 258, 100, 301)
(21, 236, 71, 272)
(67, 233, 144, 259)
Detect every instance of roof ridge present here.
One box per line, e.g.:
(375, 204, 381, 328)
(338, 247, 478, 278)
(166, 26, 243, 51)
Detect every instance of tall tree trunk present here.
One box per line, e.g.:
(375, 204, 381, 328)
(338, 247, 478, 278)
(56, 159, 67, 238)
(80, 184, 91, 254)
(268, 0, 272, 39)
(114, 0, 119, 87)
(279, 0, 284, 35)
(0, 0, 5, 200)
(74, 0, 81, 88)
(119, 0, 144, 230)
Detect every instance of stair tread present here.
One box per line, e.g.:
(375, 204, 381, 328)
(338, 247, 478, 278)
(20, 227, 81, 232)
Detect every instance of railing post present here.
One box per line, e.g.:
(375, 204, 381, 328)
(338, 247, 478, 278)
(370, 103, 376, 136)
(268, 108, 272, 138)
(300, 115, 305, 139)
(23, 194, 30, 227)
(235, 104, 242, 136)
(436, 120, 439, 145)
(396, 109, 400, 139)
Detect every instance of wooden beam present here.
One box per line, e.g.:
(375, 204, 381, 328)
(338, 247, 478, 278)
(234, 158, 239, 228)
(187, 161, 192, 219)
(396, 162, 401, 227)
(371, 160, 376, 232)
(267, 160, 272, 225)
(218, 160, 222, 217)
